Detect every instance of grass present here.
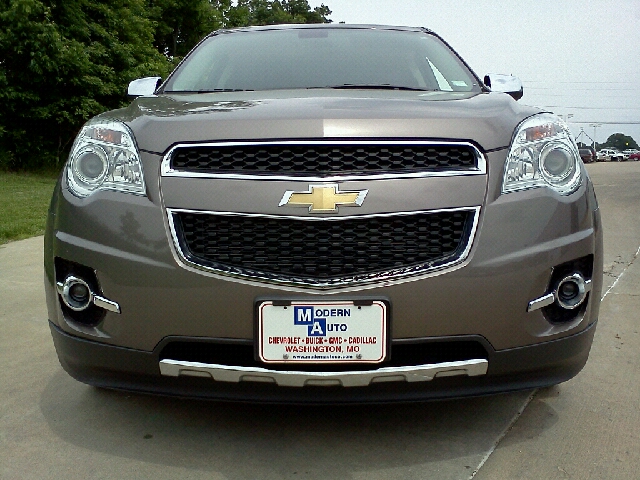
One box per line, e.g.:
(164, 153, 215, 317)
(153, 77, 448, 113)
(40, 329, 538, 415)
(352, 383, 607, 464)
(0, 171, 59, 245)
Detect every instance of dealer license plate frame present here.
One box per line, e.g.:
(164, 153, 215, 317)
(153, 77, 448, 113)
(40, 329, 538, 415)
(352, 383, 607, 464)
(256, 299, 389, 364)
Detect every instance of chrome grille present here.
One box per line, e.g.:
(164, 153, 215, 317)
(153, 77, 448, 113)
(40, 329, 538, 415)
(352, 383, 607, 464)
(167, 141, 480, 177)
(169, 209, 478, 288)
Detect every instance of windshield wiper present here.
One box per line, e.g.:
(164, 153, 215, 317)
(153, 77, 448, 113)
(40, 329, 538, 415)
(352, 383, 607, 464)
(163, 89, 254, 93)
(309, 84, 434, 92)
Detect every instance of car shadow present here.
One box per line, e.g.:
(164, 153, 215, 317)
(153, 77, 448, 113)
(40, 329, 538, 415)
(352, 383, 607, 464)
(39, 371, 557, 479)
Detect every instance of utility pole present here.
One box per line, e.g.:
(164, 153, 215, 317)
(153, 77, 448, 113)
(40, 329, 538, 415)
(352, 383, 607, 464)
(589, 124, 602, 149)
(576, 128, 594, 148)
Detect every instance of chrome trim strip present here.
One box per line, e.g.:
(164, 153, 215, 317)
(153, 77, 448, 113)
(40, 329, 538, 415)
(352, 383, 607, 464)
(161, 140, 487, 181)
(93, 295, 121, 314)
(527, 293, 555, 312)
(159, 358, 489, 387)
(166, 206, 481, 290)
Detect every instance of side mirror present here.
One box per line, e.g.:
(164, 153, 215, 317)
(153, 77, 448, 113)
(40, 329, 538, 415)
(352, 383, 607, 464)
(484, 74, 523, 101)
(127, 77, 162, 98)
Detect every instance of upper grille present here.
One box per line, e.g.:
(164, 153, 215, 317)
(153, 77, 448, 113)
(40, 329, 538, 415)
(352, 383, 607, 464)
(171, 209, 476, 287)
(168, 142, 479, 176)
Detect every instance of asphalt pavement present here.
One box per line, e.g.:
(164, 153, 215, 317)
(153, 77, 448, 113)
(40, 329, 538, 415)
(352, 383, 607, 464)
(1, 162, 638, 479)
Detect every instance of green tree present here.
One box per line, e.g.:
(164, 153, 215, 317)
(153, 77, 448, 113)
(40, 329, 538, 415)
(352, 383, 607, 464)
(148, 0, 331, 59)
(148, 0, 221, 59)
(215, 0, 331, 28)
(597, 133, 639, 151)
(0, 0, 171, 169)
(0, 0, 332, 170)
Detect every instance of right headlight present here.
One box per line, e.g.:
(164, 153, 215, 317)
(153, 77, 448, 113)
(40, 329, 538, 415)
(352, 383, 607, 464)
(502, 113, 582, 195)
(66, 118, 145, 198)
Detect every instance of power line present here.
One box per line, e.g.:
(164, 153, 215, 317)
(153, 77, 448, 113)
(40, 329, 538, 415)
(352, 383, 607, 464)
(527, 87, 637, 92)
(526, 94, 638, 100)
(525, 80, 640, 84)
(569, 121, 640, 125)
(534, 105, 640, 111)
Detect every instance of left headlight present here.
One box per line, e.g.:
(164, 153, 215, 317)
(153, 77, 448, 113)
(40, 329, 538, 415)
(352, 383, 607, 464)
(67, 119, 145, 198)
(502, 113, 582, 195)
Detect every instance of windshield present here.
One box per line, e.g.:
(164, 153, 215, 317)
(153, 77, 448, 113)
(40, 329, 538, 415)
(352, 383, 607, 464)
(162, 27, 481, 93)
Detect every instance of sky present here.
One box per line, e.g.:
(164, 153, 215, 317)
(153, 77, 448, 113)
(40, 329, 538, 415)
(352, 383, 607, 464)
(322, 0, 640, 147)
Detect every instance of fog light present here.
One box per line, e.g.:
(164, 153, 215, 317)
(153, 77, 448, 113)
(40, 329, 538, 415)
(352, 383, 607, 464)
(69, 282, 89, 303)
(60, 276, 93, 311)
(554, 274, 588, 310)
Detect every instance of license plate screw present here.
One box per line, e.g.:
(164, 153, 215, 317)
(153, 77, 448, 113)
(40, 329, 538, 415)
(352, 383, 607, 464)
(356, 354, 362, 360)
(283, 354, 289, 360)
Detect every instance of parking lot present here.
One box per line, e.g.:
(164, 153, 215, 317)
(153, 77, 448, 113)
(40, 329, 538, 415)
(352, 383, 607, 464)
(1, 162, 639, 480)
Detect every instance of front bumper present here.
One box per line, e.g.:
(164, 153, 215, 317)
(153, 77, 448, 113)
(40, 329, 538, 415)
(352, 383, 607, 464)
(50, 320, 596, 403)
(45, 145, 603, 402)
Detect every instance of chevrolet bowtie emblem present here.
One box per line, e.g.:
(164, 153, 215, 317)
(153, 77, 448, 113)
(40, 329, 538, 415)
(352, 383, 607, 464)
(279, 185, 368, 213)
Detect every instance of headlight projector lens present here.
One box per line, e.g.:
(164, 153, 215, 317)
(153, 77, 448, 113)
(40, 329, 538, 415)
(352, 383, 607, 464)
(77, 149, 107, 180)
(541, 144, 575, 180)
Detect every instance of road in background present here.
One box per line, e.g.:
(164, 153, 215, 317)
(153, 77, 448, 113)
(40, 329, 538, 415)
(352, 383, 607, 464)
(1, 163, 638, 480)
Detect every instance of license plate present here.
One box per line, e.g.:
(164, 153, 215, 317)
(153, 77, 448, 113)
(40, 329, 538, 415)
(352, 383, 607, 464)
(257, 300, 388, 364)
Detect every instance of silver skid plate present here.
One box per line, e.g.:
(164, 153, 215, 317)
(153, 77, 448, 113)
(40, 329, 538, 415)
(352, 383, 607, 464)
(159, 359, 488, 388)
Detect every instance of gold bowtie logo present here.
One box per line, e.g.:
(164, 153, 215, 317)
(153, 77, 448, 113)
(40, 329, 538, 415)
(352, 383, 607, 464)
(279, 185, 368, 213)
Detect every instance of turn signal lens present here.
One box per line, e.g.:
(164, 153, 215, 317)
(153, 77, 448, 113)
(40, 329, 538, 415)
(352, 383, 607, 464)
(90, 127, 123, 145)
(524, 123, 561, 142)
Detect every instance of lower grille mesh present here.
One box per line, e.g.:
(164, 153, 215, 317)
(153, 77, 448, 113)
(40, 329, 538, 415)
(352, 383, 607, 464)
(159, 339, 489, 372)
(172, 210, 475, 286)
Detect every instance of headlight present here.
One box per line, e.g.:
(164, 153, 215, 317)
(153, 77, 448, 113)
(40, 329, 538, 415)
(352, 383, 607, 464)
(67, 119, 145, 197)
(502, 114, 582, 195)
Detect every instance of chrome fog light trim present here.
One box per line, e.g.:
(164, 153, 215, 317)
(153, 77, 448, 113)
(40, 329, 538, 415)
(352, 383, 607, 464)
(56, 277, 121, 314)
(527, 275, 592, 312)
(57, 276, 93, 311)
(555, 274, 591, 310)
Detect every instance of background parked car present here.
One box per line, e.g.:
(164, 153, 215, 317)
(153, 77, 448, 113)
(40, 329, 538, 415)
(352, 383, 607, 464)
(628, 152, 640, 161)
(598, 148, 624, 161)
(579, 147, 596, 163)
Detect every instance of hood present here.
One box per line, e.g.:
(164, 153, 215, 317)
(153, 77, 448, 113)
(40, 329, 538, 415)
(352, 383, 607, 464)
(103, 89, 543, 153)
